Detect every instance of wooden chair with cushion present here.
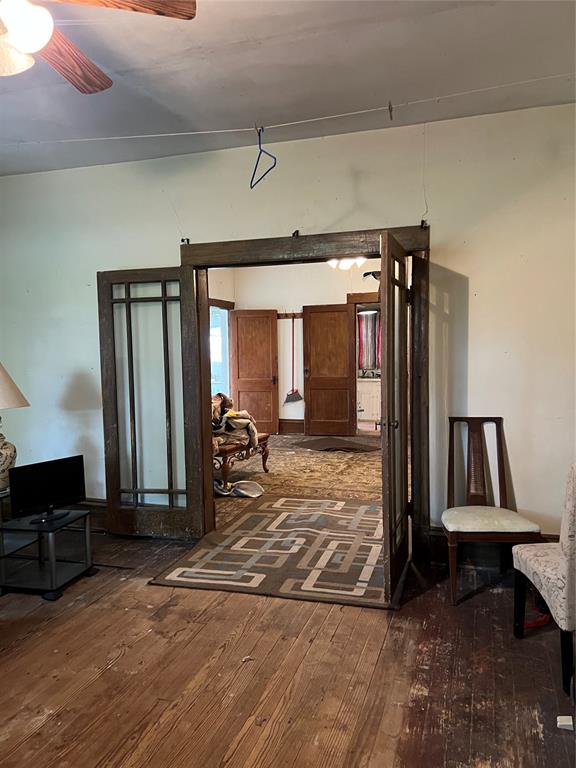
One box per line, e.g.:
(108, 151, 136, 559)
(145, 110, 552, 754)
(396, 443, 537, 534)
(442, 417, 542, 605)
(213, 433, 270, 488)
(513, 465, 575, 696)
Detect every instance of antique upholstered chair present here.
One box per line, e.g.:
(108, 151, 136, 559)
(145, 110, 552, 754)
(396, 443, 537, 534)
(513, 465, 576, 696)
(442, 417, 542, 605)
(213, 433, 270, 488)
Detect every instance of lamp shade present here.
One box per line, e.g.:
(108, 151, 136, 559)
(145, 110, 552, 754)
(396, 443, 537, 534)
(0, 362, 29, 409)
(0, 34, 34, 76)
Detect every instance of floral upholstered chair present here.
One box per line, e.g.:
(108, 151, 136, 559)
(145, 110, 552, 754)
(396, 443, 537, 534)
(513, 465, 576, 696)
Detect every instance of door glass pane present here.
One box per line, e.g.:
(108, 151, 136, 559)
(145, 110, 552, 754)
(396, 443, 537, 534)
(393, 281, 402, 530)
(113, 303, 132, 491)
(210, 306, 230, 395)
(391, 259, 408, 551)
(167, 300, 186, 507)
(166, 281, 180, 297)
(132, 301, 168, 506)
(130, 282, 162, 299)
(112, 285, 186, 509)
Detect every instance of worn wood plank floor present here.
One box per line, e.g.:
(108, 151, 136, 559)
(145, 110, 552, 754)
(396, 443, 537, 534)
(0, 535, 573, 768)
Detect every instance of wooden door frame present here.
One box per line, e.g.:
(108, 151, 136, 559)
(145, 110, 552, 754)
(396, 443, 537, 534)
(180, 226, 430, 543)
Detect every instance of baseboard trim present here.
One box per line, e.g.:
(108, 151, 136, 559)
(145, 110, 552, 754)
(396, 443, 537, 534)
(279, 419, 305, 435)
(81, 497, 107, 508)
(79, 498, 107, 532)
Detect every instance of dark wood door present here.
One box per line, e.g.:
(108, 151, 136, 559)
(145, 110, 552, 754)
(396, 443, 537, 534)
(380, 232, 410, 605)
(303, 303, 356, 436)
(229, 310, 279, 434)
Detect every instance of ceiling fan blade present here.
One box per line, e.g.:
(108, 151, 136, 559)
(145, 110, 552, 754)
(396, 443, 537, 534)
(50, 0, 197, 20)
(39, 29, 113, 94)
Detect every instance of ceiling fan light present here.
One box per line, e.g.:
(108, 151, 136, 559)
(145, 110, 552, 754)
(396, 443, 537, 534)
(327, 259, 339, 269)
(1, 0, 54, 54)
(355, 256, 367, 267)
(338, 258, 354, 271)
(0, 34, 34, 75)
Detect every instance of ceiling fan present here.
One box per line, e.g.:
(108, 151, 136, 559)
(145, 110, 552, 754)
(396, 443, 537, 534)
(0, 0, 196, 93)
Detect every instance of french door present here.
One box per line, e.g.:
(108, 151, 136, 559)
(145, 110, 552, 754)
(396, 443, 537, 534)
(97, 266, 204, 538)
(380, 232, 411, 604)
(96, 228, 429, 600)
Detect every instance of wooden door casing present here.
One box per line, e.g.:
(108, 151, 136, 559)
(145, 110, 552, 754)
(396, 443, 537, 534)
(229, 310, 279, 434)
(183, 226, 429, 558)
(303, 303, 356, 436)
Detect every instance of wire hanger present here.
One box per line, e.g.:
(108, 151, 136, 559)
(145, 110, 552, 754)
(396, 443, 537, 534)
(250, 126, 277, 189)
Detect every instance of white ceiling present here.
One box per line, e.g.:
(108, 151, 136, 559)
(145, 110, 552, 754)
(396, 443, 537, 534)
(0, 0, 574, 175)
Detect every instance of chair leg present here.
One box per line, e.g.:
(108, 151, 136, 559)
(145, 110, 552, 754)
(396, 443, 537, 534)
(448, 537, 458, 605)
(499, 544, 510, 576)
(261, 442, 270, 473)
(560, 630, 574, 697)
(513, 569, 527, 639)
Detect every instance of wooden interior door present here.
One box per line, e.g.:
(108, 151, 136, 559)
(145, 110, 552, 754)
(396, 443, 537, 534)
(229, 310, 279, 434)
(380, 232, 411, 604)
(303, 304, 356, 436)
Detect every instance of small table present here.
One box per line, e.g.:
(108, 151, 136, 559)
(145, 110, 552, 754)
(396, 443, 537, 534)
(0, 510, 96, 601)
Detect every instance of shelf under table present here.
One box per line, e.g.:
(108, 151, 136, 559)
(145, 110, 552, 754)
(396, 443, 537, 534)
(0, 558, 88, 592)
(1, 532, 38, 558)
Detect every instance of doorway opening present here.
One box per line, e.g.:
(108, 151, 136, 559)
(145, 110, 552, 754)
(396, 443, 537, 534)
(356, 303, 382, 435)
(209, 304, 231, 396)
(97, 227, 430, 606)
(206, 259, 385, 532)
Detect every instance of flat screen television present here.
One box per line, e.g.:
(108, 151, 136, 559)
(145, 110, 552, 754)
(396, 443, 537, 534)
(8, 455, 86, 524)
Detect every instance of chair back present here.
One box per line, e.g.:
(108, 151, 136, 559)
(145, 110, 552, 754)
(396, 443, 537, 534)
(447, 417, 508, 509)
(560, 465, 576, 559)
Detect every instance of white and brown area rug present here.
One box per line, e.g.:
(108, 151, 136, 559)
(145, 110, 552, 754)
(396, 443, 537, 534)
(216, 433, 382, 527)
(152, 495, 385, 608)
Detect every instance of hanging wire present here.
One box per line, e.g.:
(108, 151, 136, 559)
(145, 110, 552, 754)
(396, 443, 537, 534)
(2, 72, 573, 147)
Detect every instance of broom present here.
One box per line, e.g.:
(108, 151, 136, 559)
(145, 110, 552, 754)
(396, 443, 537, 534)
(284, 316, 303, 404)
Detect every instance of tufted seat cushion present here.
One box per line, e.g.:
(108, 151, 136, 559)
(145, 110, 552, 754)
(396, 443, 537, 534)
(513, 543, 575, 631)
(442, 506, 541, 533)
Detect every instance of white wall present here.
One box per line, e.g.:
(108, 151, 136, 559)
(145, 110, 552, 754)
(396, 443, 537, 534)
(230, 263, 377, 420)
(0, 104, 573, 532)
(209, 268, 236, 303)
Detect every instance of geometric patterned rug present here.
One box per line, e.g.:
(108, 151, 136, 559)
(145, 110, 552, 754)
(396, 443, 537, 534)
(151, 496, 386, 609)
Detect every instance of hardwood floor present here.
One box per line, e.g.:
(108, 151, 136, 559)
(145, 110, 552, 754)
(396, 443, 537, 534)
(0, 534, 573, 768)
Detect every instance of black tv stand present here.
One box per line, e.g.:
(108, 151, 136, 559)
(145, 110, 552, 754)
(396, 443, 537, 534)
(0, 509, 95, 600)
(29, 507, 70, 526)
